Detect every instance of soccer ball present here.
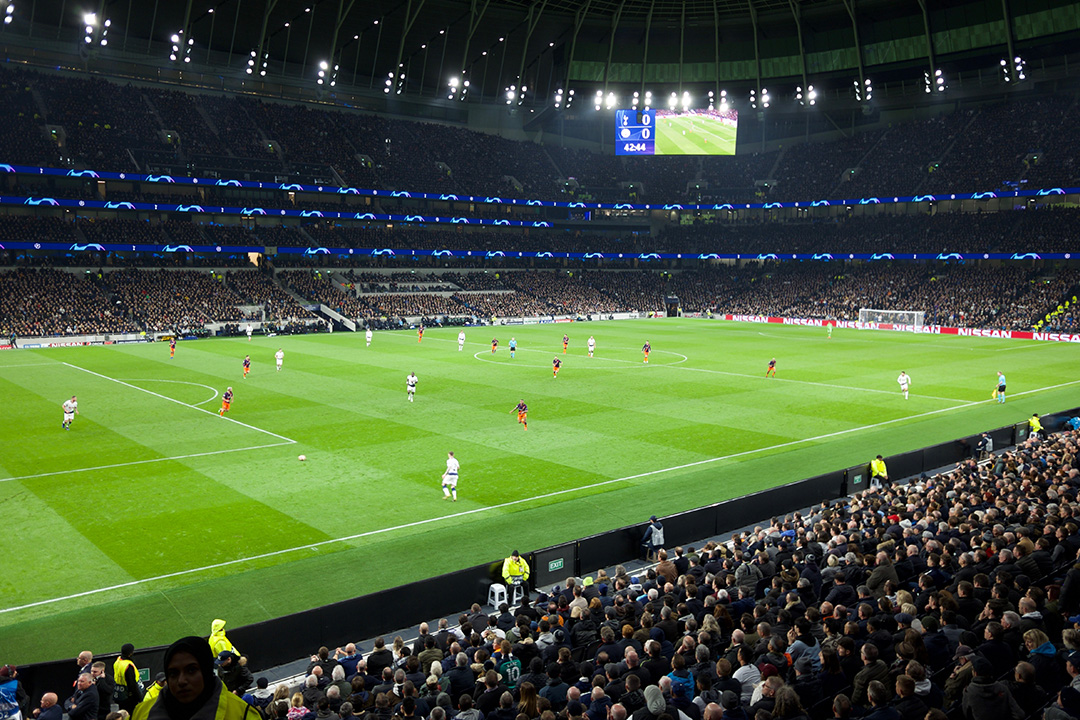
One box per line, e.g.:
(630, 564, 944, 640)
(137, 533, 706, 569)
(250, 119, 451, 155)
(298, 454, 307, 462)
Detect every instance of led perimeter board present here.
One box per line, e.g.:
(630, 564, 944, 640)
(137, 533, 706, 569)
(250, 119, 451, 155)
(616, 108, 738, 156)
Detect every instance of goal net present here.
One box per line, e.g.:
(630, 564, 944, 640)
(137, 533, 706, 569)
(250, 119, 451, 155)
(858, 308, 925, 330)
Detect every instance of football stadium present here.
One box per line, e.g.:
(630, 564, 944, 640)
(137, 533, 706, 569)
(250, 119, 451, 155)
(1, 0, 1080, 718)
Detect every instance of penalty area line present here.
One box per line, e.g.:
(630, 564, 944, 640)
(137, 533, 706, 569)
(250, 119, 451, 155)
(0, 441, 296, 484)
(7, 378, 1077, 614)
(62, 362, 295, 443)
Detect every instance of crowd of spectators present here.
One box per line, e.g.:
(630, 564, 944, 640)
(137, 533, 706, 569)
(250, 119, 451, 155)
(226, 270, 316, 321)
(701, 263, 1078, 331)
(0, 215, 80, 247)
(3, 259, 1071, 335)
(77, 218, 172, 247)
(774, 130, 886, 203)
(924, 97, 1076, 195)
(0, 267, 137, 336)
(278, 270, 371, 319)
(3, 63, 1078, 207)
(105, 268, 251, 330)
(365, 293, 471, 319)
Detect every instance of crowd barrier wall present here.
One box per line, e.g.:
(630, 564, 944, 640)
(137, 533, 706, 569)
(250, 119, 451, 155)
(15, 408, 1079, 702)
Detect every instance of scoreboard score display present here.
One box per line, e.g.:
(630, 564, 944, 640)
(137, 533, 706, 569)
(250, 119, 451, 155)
(615, 107, 739, 156)
(615, 109, 656, 156)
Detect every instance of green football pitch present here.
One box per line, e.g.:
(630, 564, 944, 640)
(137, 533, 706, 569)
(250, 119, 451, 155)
(1, 318, 1076, 663)
(655, 116, 737, 155)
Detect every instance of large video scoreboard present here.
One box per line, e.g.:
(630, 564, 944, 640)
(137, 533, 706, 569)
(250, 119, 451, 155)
(615, 108, 738, 156)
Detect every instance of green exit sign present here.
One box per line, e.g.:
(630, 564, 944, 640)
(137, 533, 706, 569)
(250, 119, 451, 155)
(548, 558, 564, 572)
(138, 668, 150, 683)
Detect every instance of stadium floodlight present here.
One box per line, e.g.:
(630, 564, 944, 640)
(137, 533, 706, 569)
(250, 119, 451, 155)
(631, 91, 639, 109)
(83, 12, 96, 25)
(606, 91, 617, 110)
(761, 88, 770, 108)
(317, 59, 338, 86)
(1007, 56, 1026, 82)
(854, 77, 872, 102)
(169, 29, 192, 62)
(2, 1, 13, 25)
(518, 85, 527, 105)
(926, 68, 946, 93)
(749, 88, 757, 109)
(719, 90, 728, 112)
(681, 91, 690, 110)
(554, 88, 563, 108)
(797, 84, 817, 107)
(643, 90, 652, 110)
(506, 84, 516, 105)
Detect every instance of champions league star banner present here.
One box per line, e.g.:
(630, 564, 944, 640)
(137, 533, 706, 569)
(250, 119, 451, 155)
(0, 234, 1073, 263)
(0, 234, 1071, 262)
(2, 162, 1078, 212)
(0, 677, 21, 720)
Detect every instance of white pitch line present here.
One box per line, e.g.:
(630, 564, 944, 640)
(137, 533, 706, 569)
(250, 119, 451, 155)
(62, 362, 295, 443)
(7, 376, 1079, 614)
(0, 362, 67, 369)
(122, 379, 219, 406)
(0, 441, 296, 483)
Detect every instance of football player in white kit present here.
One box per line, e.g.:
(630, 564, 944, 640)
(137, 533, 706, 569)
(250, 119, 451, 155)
(587, 336, 596, 358)
(275, 348, 284, 371)
(897, 371, 911, 400)
(458, 330, 466, 351)
(366, 327, 373, 347)
(407, 371, 418, 402)
(246, 323, 253, 341)
(62, 395, 79, 430)
(442, 451, 459, 501)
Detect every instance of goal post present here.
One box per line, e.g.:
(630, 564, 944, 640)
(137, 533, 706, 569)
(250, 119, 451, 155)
(858, 308, 925, 330)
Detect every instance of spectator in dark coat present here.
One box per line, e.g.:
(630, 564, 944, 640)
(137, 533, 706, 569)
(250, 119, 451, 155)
(960, 657, 1024, 720)
(975, 622, 1015, 679)
(890, 675, 927, 720)
(1007, 662, 1048, 717)
(65, 674, 99, 720)
(34, 693, 63, 720)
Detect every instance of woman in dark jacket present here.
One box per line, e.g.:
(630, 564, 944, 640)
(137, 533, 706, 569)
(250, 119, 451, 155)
(817, 649, 849, 699)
